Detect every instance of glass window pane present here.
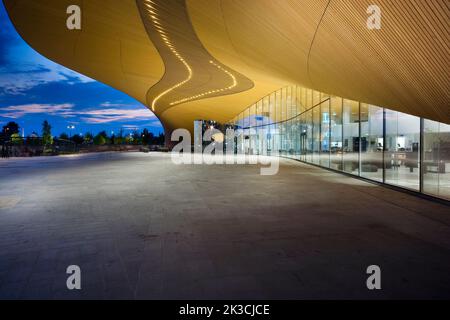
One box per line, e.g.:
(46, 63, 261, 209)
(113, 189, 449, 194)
(294, 114, 300, 160)
(262, 97, 269, 125)
(301, 87, 306, 111)
(313, 90, 321, 106)
(343, 99, 359, 175)
(269, 93, 276, 124)
(296, 86, 302, 112)
(276, 90, 282, 123)
(244, 108, 250, 128)
(299, 113, 306, 161)
(312, 105, 321, 164)
(330, 96, 343, 171)
(320, 100, 330, 167)
(285, 119, 292, 157)
(286, 87, 291, 119)
(360, 103, 384, 182)
(423, 120, 450, 199)
(306, 109, 313, 163)
(306, 89, 312, 109)
(249, 104, 256, 127)
(384, 110, 420, 190)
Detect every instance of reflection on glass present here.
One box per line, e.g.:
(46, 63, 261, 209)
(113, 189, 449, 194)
(293, 116, 300, 159)
(301, 87, 307, 110)
(306, 89, 312, 109)
(320, 100, 330, 167)
(343, 99, 359, 175)
(312, 106, 321, 164)
(262, 97, 269, 125)
(256, 100, 263, 127)
(313, 90, 321, 107)
(423, 120, 450, 199)
(306, 109, 313, 163)
(360, 103, 383, 182)
(330, 96, 343, 171)
(384, 110, 420, 190)
(269, 93, 276, 124)
(232, 85, 450, 201)
(276, 90, 282, 123)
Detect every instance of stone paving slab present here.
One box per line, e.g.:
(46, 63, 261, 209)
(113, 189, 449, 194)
(0, 152, 449, 299)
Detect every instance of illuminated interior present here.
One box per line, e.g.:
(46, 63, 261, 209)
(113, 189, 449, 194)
(3, 0, 449, 199)
(231, 85, 450, 200)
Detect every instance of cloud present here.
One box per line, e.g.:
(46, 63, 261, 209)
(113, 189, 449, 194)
(0, 3, 94, 95)
(0, 102, 155, 124)
(80, 108, 155, 124)
(143, 121, 163, 127)
(0, 103, 75, 118)
(122, 125, 140, 130)
(0, 64, 94, 95)
(100, 102, 135, 108)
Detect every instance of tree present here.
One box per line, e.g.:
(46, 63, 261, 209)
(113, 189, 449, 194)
(156, 133, 165, 145)
(98, 131, 108, 139)
(42, 120, 53, 146)
(71, 134, 84, 145)
(142, 129, 154, 145)
(11, 133, 22, 145)
(2, 121, 19, 140)
(115, 129, 124, 145)
(114, 135, 123, 145)
(93, 134, 106, 145)
(84, 132, 93, 144)
(97, 131, 110, 144)
(132, 131, 141, 145)
(26, 132, 40, 146)
(59, 133, 70, 140)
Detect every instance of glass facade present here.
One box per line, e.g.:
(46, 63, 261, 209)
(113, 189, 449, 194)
(342, 99, 359, 175)
(384, 110, 421, 190)
(360, 103, 383, 182)
(230, 86, 450, 201)
(422, 120, 450, 199)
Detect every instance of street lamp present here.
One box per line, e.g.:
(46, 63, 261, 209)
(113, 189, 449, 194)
(67, 125, 75, 139)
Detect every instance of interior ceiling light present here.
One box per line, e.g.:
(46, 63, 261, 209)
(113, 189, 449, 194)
(169, 61, 238, 106)
(143, 0, 240, 110)
(144, 0, 193, 112)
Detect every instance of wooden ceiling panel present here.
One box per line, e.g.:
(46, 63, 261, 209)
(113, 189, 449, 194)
(189, 0, 449, 123)
(4, 0, 449, 132)
(3, 0, 165, 105)
(135, 0, 254, 115)
(308, 0, 450, 122)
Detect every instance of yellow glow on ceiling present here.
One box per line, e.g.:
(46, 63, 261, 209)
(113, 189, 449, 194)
(144, 0, 193, 112)
(169, 60, 238, 106)
(144, 0, 240, 111)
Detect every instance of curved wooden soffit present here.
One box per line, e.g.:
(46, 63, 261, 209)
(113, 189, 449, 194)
(136, 0, 254, 117)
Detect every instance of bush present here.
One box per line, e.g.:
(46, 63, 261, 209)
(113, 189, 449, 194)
(11, 133, 23, 145)
(94, 134, 106, 145)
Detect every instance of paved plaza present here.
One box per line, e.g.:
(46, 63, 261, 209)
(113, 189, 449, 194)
(0, 152, 449, 299)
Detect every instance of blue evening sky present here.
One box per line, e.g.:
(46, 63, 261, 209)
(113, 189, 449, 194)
(0, 2, 163, 137)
